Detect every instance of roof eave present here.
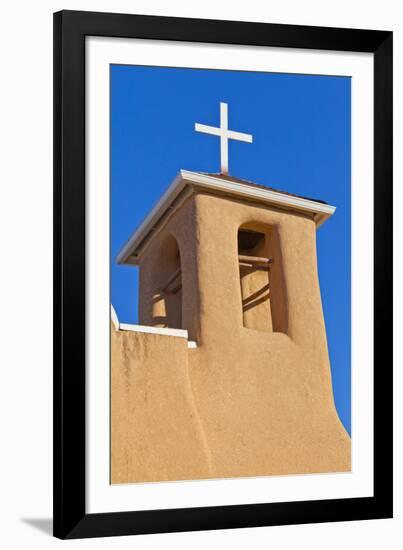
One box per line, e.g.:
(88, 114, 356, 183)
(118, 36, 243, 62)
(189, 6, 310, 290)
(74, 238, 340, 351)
(117, 170, 336, 265)
(116, 172, 185, 265)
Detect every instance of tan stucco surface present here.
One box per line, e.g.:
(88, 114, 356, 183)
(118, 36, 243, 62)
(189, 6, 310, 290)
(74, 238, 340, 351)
(111, 191, 351, 483)
(111, 327, 213, 483)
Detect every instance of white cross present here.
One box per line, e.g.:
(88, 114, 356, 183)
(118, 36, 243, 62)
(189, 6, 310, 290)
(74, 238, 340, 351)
(195, 102, 253, 175)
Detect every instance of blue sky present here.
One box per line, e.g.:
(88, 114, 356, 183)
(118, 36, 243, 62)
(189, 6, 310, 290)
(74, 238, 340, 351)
(110, 65, 351, 435)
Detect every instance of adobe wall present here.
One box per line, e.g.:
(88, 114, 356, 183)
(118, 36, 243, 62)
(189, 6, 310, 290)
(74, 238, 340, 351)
(113, 192, 350, 482)
(111, 325, 213, 483)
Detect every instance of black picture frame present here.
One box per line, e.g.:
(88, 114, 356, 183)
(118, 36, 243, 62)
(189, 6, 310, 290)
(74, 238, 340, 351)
(53, 9, 393, 539)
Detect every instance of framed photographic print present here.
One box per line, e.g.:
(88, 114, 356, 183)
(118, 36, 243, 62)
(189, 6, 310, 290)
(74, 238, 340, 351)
(53, 10, 393, 539)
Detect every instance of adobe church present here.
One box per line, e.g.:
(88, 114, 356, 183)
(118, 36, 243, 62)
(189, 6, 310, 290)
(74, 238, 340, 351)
(111, 103, 351, 484)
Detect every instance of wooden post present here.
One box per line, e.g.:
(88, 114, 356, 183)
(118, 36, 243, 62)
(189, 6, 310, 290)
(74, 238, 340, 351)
(161, 267, 182, 294)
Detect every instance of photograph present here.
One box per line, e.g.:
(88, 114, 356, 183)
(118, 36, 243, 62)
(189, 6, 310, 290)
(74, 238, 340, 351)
(0, 1, 396, 546)
(110, 65, 352, 484)
(51, 7, 393, 540)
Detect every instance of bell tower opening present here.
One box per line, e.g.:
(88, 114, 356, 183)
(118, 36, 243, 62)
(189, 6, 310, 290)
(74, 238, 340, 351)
(238, 223, 287, 334)
(150, 235, 183, 330)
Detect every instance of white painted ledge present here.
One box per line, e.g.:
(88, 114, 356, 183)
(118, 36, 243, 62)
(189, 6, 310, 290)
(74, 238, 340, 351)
(119, 323, 189, 339)
(111, 305, 198, 348)
(110, 305, 120, 331)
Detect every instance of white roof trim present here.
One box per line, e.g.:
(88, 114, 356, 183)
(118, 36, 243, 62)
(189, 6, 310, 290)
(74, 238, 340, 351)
(181, 170, 336, 222)
(116, 172, 185, 264)
(117, 170, 336, 264)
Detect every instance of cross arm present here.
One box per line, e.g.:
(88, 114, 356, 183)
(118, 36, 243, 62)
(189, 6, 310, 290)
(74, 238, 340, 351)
(227, 129, 253, 143)
(195, 123, 222, 136)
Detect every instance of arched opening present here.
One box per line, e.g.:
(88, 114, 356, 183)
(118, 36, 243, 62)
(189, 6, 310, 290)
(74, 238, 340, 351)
(238, 223, 287, 334)
(150, 235, 183, 330)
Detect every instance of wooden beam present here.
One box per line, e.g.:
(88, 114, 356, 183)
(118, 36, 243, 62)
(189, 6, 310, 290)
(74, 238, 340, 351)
(169, 283, 182, 295)
(238, 254, 273, 265)
(161, 267, 181, 293)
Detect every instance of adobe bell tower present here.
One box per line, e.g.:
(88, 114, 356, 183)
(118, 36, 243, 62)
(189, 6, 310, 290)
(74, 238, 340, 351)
(112, 103, 350, 483)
